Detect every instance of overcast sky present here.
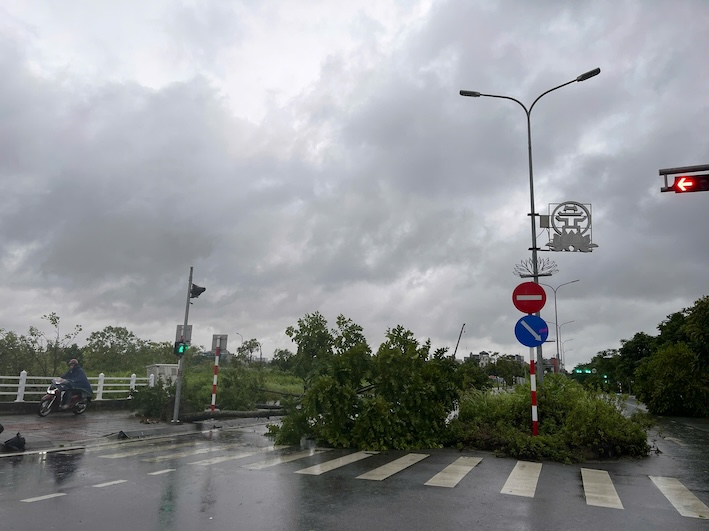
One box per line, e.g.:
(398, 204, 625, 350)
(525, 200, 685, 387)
(1, 0, 707, 370)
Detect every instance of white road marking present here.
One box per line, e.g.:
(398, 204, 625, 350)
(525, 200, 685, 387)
(665, 437, 685, 446)
(650, 476, 708, 519)
(99, 442, 198, 458)
(244, 448, 332, 470)
(296, 451, 378, 475)
(501, 461, 542, 498)
(189, 451, 257, 465)
(142, 446, 223, 462)
(21, 493, 66, 503)
(581, 468, 623, 509)
(425, 456, 482, 487)
(357, 453, 429, 481)
(148, 469, 176, 475)
(93, 480, 128, 488)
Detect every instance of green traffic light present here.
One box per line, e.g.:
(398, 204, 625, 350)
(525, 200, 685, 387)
(174, 341, 189, 356)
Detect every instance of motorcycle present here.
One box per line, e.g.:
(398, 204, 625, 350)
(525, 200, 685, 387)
(38, 378, 91, 417)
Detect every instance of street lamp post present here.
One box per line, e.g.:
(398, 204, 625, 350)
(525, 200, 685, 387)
(562, 338, 574, 368)
(460, 67, 600, 384)
(559, 321, 575, 368)
(234, 332, 244, 362)
(540, 280, 580, 372)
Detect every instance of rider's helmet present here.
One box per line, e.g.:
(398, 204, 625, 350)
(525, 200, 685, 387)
(68, 359, 79, 366)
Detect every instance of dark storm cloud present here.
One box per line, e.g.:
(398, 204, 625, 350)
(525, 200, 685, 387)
(0, 1, 707, 368)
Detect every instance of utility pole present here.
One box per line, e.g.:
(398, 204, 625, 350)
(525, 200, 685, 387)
(172, 267, 193, 424)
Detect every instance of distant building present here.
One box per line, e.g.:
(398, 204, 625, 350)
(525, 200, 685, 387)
(146, 364, 179, 382)
(200, 349, 235, 359)
(463, 351, 492, 367)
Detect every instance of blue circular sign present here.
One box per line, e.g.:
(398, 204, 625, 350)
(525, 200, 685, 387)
(514, 315, 550, 348)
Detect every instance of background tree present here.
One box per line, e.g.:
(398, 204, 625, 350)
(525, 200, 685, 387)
(457, 358, 492, 390)
(0, 330, 37, 375)
(682, 295, 709, 370)
(285, 311, 334, 385)
(236, 338, 262, 365)
(82, 326, 148, 374)
(27, 313, 83, 375)
(271, 348, 295, 372)
(617, 332, 656, 393)
(635, 343, 709, 416)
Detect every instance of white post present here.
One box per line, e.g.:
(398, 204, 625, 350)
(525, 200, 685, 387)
(97, 373, 105, 400)
(129, 373, 137, 391)
(15, 370, 27, 402)
(149, 374, 155, 387)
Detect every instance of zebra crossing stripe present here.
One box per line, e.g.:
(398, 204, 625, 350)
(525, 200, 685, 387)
(581, 468, 623, 509)
(296, 451, 378, 475)
(425, 456, 482, 488)
(189, 450, 257, 465)
(244, 448, 332, 470)
(650, 476, 709, 519)
(142, 446, 223, 462)
(501, 461, 542, 497)
(357, 453, 429, 481)
(99, 442, 197, 458)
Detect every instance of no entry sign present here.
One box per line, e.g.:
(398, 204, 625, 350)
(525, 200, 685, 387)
(512, 282, 546, 314)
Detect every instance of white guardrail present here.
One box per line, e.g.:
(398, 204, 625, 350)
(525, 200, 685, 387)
(0, 371, 156, 402)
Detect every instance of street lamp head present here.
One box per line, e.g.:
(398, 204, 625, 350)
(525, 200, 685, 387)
(459, 90, 482, 97)
(576, 68, 601, 82)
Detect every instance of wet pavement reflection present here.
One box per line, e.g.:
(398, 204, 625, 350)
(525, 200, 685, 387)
(43, 450, 84, 485)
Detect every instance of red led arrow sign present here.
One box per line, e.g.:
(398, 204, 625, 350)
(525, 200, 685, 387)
(672, 174, 709, 193)
(676, 176, 694, 192)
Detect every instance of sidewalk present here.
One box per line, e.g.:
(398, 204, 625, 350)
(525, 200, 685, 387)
(0, 409, 278, 456)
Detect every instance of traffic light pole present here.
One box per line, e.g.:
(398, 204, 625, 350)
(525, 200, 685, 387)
(172, 266, 193, 424)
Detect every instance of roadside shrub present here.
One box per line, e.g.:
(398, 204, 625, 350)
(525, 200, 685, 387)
(129, 378, 174, 420)
(448, 375, 651, 462)
(217, 366, 264, 410)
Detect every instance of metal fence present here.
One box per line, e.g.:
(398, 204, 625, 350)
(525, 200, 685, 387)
(0, 371, 156, 402)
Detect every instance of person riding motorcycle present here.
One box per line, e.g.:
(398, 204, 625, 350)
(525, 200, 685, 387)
(60, 359, 93, 409)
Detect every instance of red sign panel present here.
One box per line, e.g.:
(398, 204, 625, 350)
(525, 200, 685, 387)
(512, 282, 546, 314)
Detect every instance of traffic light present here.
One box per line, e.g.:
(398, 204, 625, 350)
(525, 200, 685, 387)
(672, 174, 709, 193)
(174, 341, 188, 356)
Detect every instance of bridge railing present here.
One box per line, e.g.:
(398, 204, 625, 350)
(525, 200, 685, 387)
(0, 371, 156, 402)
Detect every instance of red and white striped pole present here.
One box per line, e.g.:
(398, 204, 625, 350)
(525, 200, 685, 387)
(529, 347, 538, 436)
(210, 346, 220, 413)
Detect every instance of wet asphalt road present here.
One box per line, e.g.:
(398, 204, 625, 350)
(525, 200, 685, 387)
(0, 408, 707, 531)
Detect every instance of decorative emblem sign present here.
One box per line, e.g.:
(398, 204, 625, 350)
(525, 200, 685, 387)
(546, 201, 597, 252)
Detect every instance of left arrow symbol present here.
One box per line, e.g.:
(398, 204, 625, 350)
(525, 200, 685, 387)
(677, 177, 694, 192)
